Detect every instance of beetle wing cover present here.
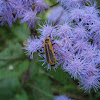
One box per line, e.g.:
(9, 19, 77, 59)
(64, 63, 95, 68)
(43, 37, 56, 66)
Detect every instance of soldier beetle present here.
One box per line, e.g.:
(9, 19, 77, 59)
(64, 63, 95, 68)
(43, 37, 56, 67)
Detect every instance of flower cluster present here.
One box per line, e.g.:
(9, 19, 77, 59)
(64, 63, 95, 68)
(0, 0, 49, 27)
(57, 0, 87, 9)
(23, 0, 100, 92)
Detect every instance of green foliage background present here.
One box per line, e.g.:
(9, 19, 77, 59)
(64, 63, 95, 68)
(0, 0, 100, 100)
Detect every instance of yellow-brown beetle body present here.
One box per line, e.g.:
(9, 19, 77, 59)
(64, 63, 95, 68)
(43, 37, 56, 67)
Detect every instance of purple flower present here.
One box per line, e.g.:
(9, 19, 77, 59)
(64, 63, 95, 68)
(47, 6, 64, 24)
(48, 6, 70, 24)
(54, 37, 73, 52)
(20, 10, 40, 28)
(90, 20, 100, 34)
(73, 39, 88, 54)
(38, 52, 52, 70)
(80, 46, 97, 63)
(0, 0, 15, 10)
(34, 0, 50, 13)
(53, 95, 72, 100)
(53, 38, 74, 69)
(81, 13, 98, 27)
(38, 22, 56, 40)
(81, 1, 99, 26)
(23, 37, 43, 59)
(69, 8, 85, 23)
(68, 0, 98, 26)
(89, 20, 100, 47)
(79, 63, 100, 92)
(57, 23, 72, 38)
(13, 0, 26, 21)
(64, 58, 87, 79)
(0, 0, 15, 26)
(0, 0, 50, 27)
(58, 48, 74, 67)
(0, 8, 14, 26)
(94, 52, 100, 66)
(22, 0, 100, 92)
(83, 4, 99, 17)
(22, 0, 34, 6)
(58, 0, 85, 9)
(59, 11, 69, 24)
(73, 25, 87, 39)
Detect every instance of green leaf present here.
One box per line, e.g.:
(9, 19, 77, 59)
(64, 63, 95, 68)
(12, 24, 30, 42)
(47, 66, 69, 85)
(15, 90, 28, 100)
(32, 74, 53, 100)
(0, 43, 23, 59)
(0, 77, 21, 100)
(0, 43, 25, 68)
(0, 60, 30, 80)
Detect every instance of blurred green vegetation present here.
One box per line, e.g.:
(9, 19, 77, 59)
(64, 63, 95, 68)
(0, 0, 100, 100)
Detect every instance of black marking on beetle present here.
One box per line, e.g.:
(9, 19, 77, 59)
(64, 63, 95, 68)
(51, 64, 55, 66)
(45, 39, 49, 43)
(47, 44, 54, 62)
(45, 44, 49, 63)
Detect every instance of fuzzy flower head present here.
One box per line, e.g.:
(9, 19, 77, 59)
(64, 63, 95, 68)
(54, 37, 73, 52)
(79, 63, 100, 92)
(94, 52, 100, 66)
(90, 20, 100, 34)
(80, 1, 99, 26)
(58, 0, 85, 9)
(57, 23, 72, 38)
(88, 20, 100, 47)
(34, 0, 50, 13)
(0, 0, 50, 27)
(80, 45, 97, 63)
(73, 39, 88, 54)
(73, 26, 87, 39)
(84, 4, 99, 17)
(13, 0, 27, 20)
(38, 22, 56, 40)
(64, 58, 87, 79)
(23, 37, 43, 59)
(0, 0, 15, 10)
(0, 0, 15, 26)
(0, 9, 14, 26)
(81, 13, 97, 27)
(69, 8, 85, 23)
(21, 10, 40, 28)
(58, 48, 74, 67)
(53, 38, 74, 68)
(22, 0, 34, 6)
